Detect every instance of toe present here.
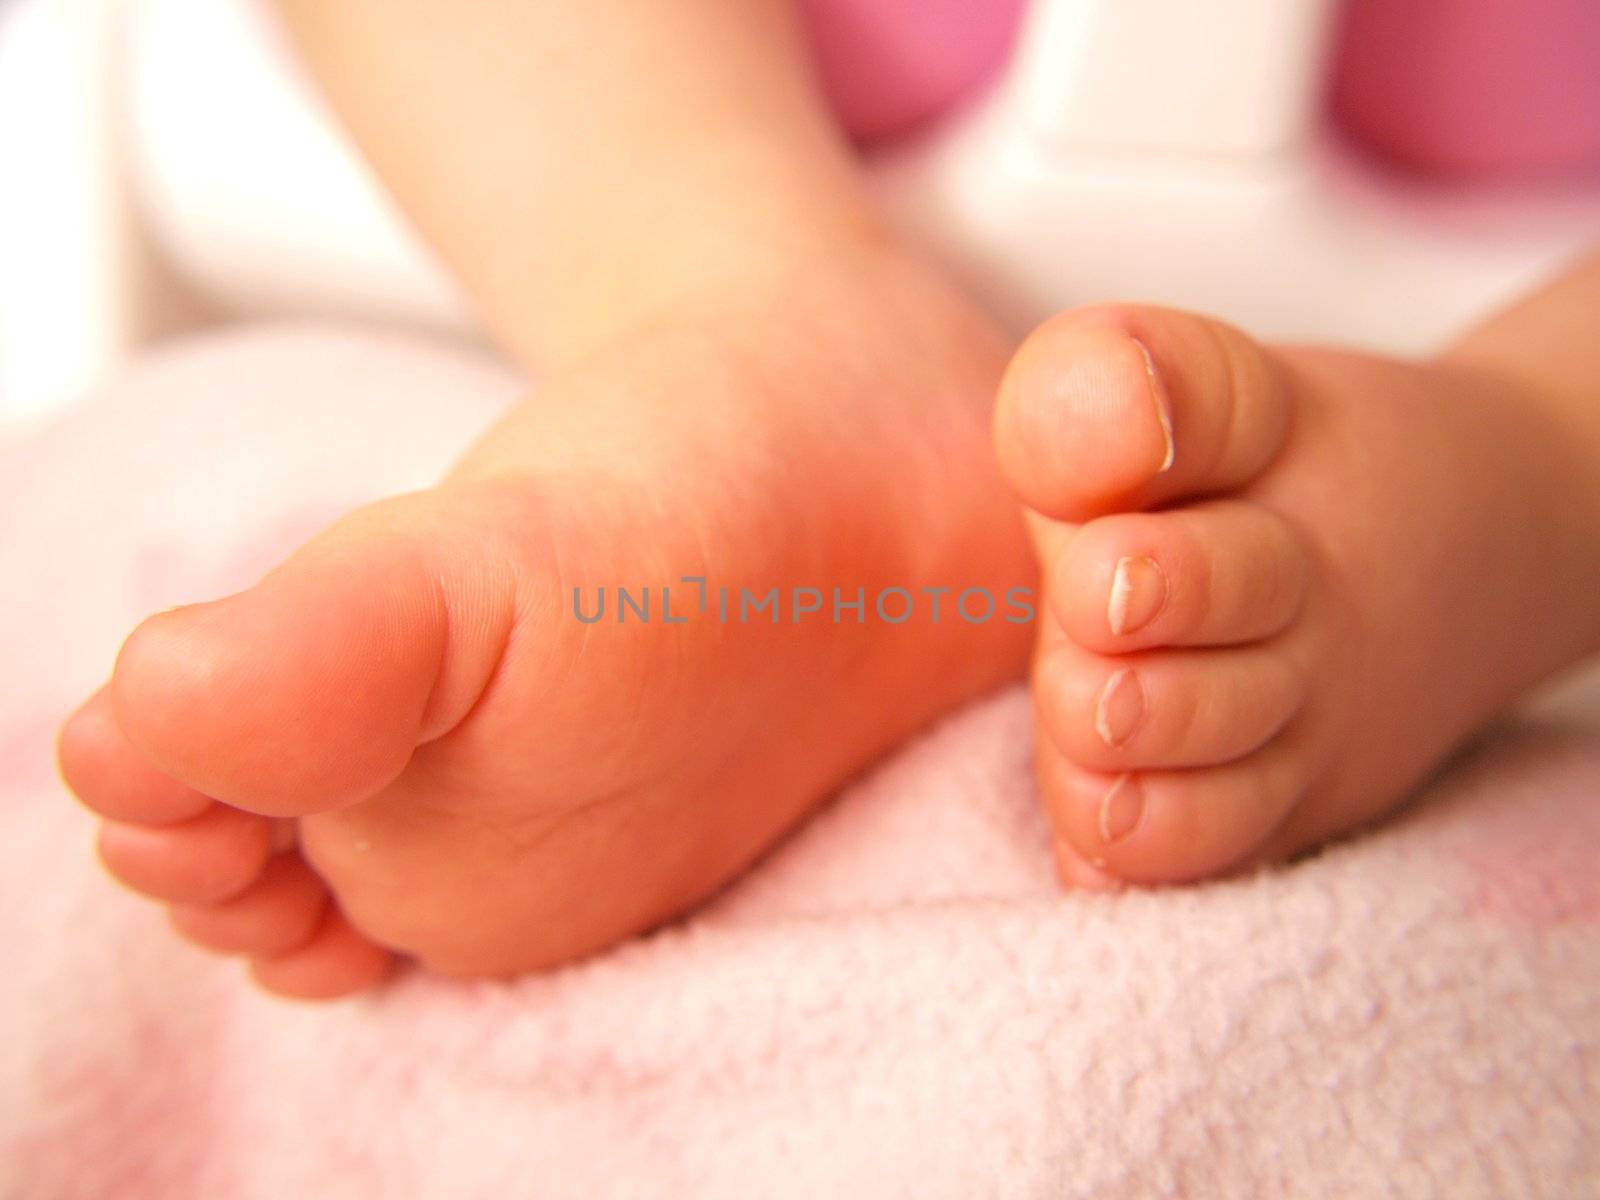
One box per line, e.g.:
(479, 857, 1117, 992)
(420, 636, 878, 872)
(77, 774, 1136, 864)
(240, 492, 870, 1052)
(249, 907, 393, 1000)
(995, 305, 1292, 522)
(1050, 831, 1124, 892)
(1053, 500, 1310, 651)
(57, 688, 212, 825)
(96, 804, 273, 903)
(1038, 733, 1316, 884)
(168, 852, 329, 957)
(1036, 638, 1304, 772)
(109, 490, 518, 818)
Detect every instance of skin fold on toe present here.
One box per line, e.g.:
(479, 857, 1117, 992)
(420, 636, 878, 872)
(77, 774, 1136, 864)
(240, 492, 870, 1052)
(167, 853, 331, 958)
(96, 806, 274, 906)
(248, 907, 395, 1000)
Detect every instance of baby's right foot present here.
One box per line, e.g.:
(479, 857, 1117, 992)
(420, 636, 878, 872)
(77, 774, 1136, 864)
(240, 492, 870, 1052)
(59, 253, 1036, 997)
(995, 304, 1600, 887)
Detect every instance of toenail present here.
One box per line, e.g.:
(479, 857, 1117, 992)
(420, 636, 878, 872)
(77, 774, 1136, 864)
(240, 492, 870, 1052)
(1054, 838, 1124, 892)
(1098, 774, 1144, 845)
(1132, 338, 1175, 473)
(1108, 556, 1166, 637)
(1094, 668, 1144, 747)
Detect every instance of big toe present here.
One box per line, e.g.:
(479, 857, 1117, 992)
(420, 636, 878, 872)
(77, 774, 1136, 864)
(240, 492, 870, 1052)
(110, 490, 517, 817)
(995, 304, 1293, 522)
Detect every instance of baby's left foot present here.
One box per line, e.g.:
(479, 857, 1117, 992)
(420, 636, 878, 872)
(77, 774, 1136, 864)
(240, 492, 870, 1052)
(995, 305, 1600, 886)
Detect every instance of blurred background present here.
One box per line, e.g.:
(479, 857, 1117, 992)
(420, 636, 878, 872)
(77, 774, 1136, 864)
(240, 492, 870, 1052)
(2, 0, 1598, 438)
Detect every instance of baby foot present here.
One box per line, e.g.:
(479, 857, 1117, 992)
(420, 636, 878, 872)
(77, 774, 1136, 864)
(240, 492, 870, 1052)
(994, 304, 1600, 887)
(58, 269, 1035, 998)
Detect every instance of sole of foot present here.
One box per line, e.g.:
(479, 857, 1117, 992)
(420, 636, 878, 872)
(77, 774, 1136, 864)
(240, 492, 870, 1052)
(59, 272, 1037, 998)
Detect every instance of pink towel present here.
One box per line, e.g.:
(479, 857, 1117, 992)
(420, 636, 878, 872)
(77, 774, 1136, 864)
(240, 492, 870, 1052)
(4, 326, 1598, 1198)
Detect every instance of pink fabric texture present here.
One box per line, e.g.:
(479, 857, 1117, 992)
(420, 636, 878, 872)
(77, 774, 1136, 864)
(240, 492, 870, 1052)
(1331, 0, 1600, 178)
(800, 0, 1027, 143)
(3, 326, 1599, 1198)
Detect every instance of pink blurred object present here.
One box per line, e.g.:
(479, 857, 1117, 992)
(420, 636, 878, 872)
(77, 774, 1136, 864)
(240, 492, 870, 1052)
(1332, 0, 1600, 178)
(3, 326, 1599, 1198)
(12, 0, 1600, 426)
(799, 0, 1027, 143)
